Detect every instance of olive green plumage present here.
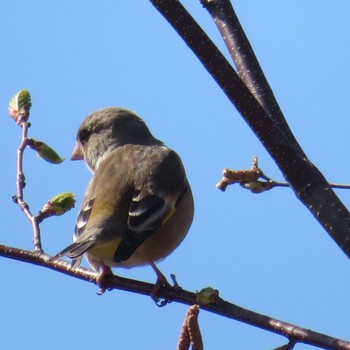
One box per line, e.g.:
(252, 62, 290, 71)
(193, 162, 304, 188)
(56, 107, 194, 272)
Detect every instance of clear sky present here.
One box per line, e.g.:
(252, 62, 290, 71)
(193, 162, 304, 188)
(1, 1, 350, 349)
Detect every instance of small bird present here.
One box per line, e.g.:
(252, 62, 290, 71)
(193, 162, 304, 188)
(55, 107, 194, 287)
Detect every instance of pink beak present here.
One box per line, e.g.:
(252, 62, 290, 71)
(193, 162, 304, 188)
(71, 142, 84, 161)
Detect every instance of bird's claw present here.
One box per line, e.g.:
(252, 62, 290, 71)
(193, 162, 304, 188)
(96, 265, 114, 295)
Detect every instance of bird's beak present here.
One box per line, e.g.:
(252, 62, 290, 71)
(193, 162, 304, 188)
(71, 142, 84, 161)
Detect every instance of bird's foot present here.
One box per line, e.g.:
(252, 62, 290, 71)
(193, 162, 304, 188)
(96, 265, 114, 295)
(150, 262, 181, 307)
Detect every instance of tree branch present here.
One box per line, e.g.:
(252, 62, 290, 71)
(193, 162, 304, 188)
(215, 157, 350, 192)
(1, 243, 350, 349)
(200, 0, 303, 155)
(13, 121, 43, 252)
(149, 0, 350, 258)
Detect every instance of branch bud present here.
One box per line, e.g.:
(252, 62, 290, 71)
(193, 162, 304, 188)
(8, 89, 32, 124)
(39, 192, 76, 219)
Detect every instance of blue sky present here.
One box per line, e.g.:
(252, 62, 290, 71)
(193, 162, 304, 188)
(1, 1, 350, 349)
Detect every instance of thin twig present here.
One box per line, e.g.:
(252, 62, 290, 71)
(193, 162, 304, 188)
(13, 121, 43, 252)
(16, 121, 28, 199)
(216, 159, 350, 192)
(273, 340, 297, 350)
(0, 243, 350, 349)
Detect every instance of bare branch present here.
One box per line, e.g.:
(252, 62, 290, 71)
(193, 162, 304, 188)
(1, 243, 350, 349)
(149, 0, 350, 259)
(12, 121, 43, 252)
(200, 0, 302, 154)
(216, 157, 350, 192)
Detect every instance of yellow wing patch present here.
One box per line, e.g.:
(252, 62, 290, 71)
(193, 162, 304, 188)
(88, 237, 123, 265)
(162, 206, 177, 225)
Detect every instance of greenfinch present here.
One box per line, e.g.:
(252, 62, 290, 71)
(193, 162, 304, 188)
(55, 107, 194, 275)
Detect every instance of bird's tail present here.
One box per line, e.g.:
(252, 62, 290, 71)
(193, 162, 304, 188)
(52, 240, 95, 268)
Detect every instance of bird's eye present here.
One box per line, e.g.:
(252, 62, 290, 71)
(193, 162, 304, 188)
(78, 128, 91, 144)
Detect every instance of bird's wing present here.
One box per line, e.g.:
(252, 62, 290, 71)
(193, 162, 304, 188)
(113, 187, 185, 263)
(54, 194, 96, 264)
(73, 198, 95, 241)
(113, 148, 188, 263)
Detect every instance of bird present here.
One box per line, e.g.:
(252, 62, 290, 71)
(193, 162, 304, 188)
(55, 107, 194, 291)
